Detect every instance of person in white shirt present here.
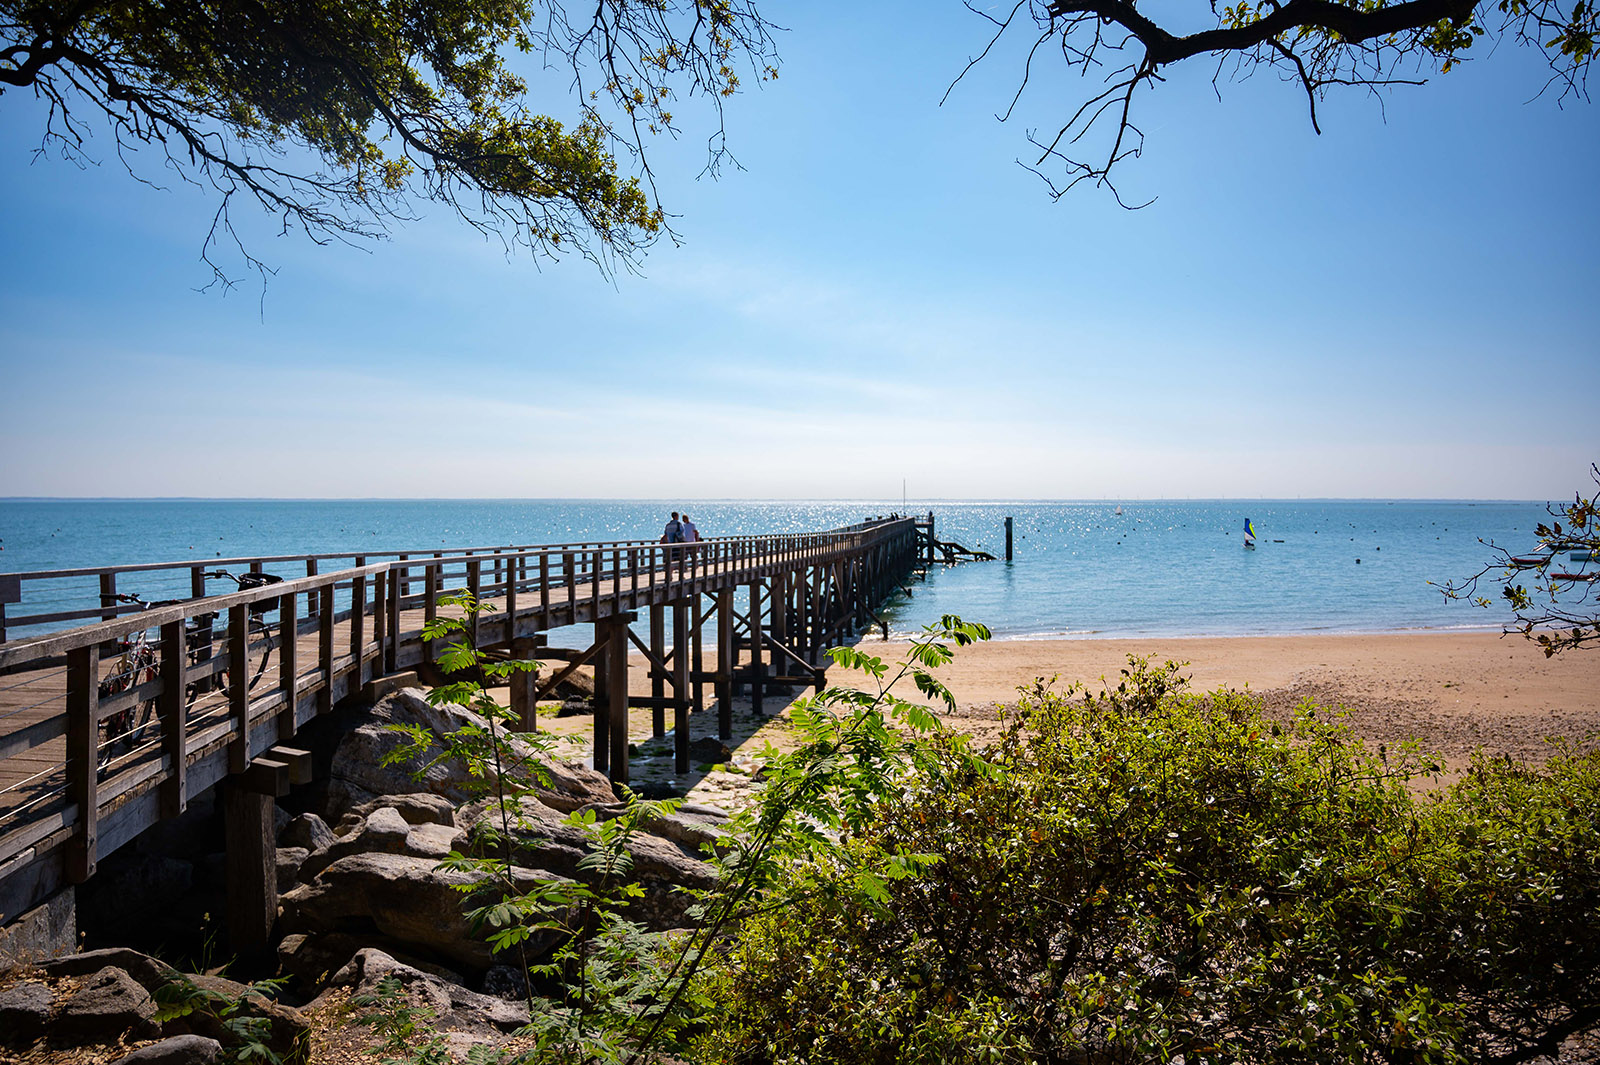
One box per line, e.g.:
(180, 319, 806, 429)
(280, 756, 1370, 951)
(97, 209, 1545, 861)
(680, 512, 700, 564)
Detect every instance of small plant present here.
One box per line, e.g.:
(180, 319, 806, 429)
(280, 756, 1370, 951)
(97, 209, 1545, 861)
(153, 973, 294, 1063)
(353, 975, 454, 1065)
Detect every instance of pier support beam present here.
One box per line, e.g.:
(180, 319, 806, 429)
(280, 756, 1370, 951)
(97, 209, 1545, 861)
(223, 780, 277, 962)
(592, 614, 631, 783)
(649, 605, 666, 738)
(716, 589, 733, 740)
(672, 599, 691, 774)
(747, 582, 765, 716)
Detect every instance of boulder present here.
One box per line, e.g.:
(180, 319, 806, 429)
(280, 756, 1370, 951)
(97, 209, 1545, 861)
(0, 979, 53, 1045)
(276, 846, 310, 884)
(344, 793, 457, 831)
(460, 797, 716, 930)
(324, 689, 614, 821)
(298, 806, 415, 882)
(112, 1034, 223, 1065)
(405, 821, 466, 860)
(56, 965, 160, 1044)
(278, 812, 336, 854)
(172, 973, 309, 1061)
(321, 947, 529, 1034)
(40, 947, 180, 990)
(280, 852, 564, 972)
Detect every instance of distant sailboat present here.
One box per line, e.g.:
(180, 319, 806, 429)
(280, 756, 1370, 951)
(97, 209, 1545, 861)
(1114, 505, 1123, 516)
(1244, 518, 1257, 549)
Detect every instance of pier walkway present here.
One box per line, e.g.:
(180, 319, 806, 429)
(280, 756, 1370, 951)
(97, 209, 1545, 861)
(0, 518, 920, 937)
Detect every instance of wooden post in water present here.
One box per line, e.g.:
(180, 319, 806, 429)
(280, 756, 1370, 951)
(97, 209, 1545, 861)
(1005, 516, 1013, 562)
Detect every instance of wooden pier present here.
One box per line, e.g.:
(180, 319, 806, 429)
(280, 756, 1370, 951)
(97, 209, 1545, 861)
(0, 519, 919, 941)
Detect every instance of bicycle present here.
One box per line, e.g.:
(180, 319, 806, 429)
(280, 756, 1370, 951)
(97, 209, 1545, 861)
(94, 569, 284, 772)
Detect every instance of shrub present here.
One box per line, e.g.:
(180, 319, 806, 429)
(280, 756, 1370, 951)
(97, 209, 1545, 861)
(697, 658, 1600, 1065)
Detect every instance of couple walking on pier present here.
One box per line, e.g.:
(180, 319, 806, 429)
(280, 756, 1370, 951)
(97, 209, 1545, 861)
(661, 510, 700, 577)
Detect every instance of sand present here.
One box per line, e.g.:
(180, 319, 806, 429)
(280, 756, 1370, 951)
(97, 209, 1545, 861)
(499, 628, 1597, 807)
(858, 630, 1600, 770)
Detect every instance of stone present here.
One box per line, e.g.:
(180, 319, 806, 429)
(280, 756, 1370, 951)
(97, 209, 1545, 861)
(41, 947, 182, 991)
(56, 965, 160, 1044)
(347, 793, 457, 829)
(459, 797, 716, 930)
(480, 965, 528, 1002)
(405, 821, 466, 860)
(322, 948, 529, 1034)
(689, 736, 732, 762)
(278, 812, 336, 854)
(276, 846, 310, 884)
(280, 852, 563, 972)
(324, 689, 614, 821)
(0, 980, 53, 1045)
(298, 806, 417, 882)
(174, 974, 310, 1060)
(112, 1034, 223, 1065)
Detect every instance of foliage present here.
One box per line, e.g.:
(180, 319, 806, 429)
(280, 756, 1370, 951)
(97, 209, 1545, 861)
(153, 973, 295, 1064)
(698, 656, 1600, 1064)
(0, 0, 777, 284)
(952, 0, 1595, 202)
(1436, 463, 1600, 655)
(353, 975, 455, 1065)
(384, 591, 704, 1063)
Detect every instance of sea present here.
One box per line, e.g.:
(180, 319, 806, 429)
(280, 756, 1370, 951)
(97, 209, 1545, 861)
(0, 499, 1572, 643)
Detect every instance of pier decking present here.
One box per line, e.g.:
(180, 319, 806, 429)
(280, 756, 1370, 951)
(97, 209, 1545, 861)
(0, 519, 920, 934)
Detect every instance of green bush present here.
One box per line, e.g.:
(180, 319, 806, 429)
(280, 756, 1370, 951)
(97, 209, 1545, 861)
(696, 658, 1600, 1065)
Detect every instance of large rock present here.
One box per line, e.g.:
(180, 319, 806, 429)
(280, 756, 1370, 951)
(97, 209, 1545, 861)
(41, 947, 181, 994)
(112, 1034, 222, 1065)
(325, 689, 614, 820)
(280, 852, 563, 972)
(343, 793, 458, 832)
(320, 948, 529, 1034)
(56, 965, 160, 1044)
(278, 812, 336, 854)
(460, 797, 717, 930)
(0, 980, 53, 1045)
(299, 807, 467, 883)
(168, 974, 310, 1061)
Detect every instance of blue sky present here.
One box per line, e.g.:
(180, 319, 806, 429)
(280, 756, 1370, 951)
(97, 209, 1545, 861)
(2, 2, 1596, 501)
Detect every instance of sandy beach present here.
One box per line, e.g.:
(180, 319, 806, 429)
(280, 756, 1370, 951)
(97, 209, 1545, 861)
(857, 629, 1600, 768)
(512, 628, 1599, 805)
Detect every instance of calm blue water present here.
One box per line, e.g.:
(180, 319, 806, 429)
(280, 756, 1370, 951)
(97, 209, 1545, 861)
(0, 499, 1567, 640)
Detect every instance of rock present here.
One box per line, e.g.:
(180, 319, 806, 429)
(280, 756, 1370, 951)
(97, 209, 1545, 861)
(276, 846, 310, 884)
(277, 931, 462, 994)
(174, 974, 309, 1060)
(298, 806, 417, 882)
(323, 948, 529, 1034)
(405, 821, 466, 860)
(325, 689, 614, 821)
(586, 802, 728, 854)
(346, 793, 457, 830)
(272, 804, 291, 842)
(56, 965, 159, 1044)
(460, 797, 716, 930)
(0, 979, 53, 1045)
(279, 812, 336, 854)
(689, 736, 732, 762)
(280, 852, 563, 972)
(112, 1034, 223, 1065)
(40, 947, 178, 988)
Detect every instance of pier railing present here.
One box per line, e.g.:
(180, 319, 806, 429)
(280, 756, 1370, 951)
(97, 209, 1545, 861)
(0, 518, 915, 911)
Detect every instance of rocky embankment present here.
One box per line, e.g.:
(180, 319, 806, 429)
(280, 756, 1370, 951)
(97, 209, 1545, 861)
(0, 689, 730, 1063)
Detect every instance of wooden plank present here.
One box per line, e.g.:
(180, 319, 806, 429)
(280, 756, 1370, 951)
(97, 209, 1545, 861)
(158, 619, 188, 818)
(223, 783, 277, 961)
(650, 605, 665, 738)
(673, 600, 690, 774)
(717, 589, 733, 740)
(268, 746, 313, 785)
(228, 605, 249, 774)
(317, 586, 335, 714)
(65, 644, 98, 882)
(277, 592, 298, 740)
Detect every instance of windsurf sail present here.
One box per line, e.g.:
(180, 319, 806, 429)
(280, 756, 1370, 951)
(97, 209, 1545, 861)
(1244, 518, 1256, 541)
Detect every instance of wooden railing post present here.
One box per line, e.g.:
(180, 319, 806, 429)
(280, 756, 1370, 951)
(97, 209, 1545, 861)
(279, 591, 298, 738)
(66, 643, 100, 882)
(385, 567, 400, 672)
(350, 575, 367, 680)
(228, 604, 249, 774)
(505, 554, 519, 647)
(373, 570, 388, 680)
(467, 560, 482, 648)
(159, 619, 189, 818)
(317, 585, 335, 713)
